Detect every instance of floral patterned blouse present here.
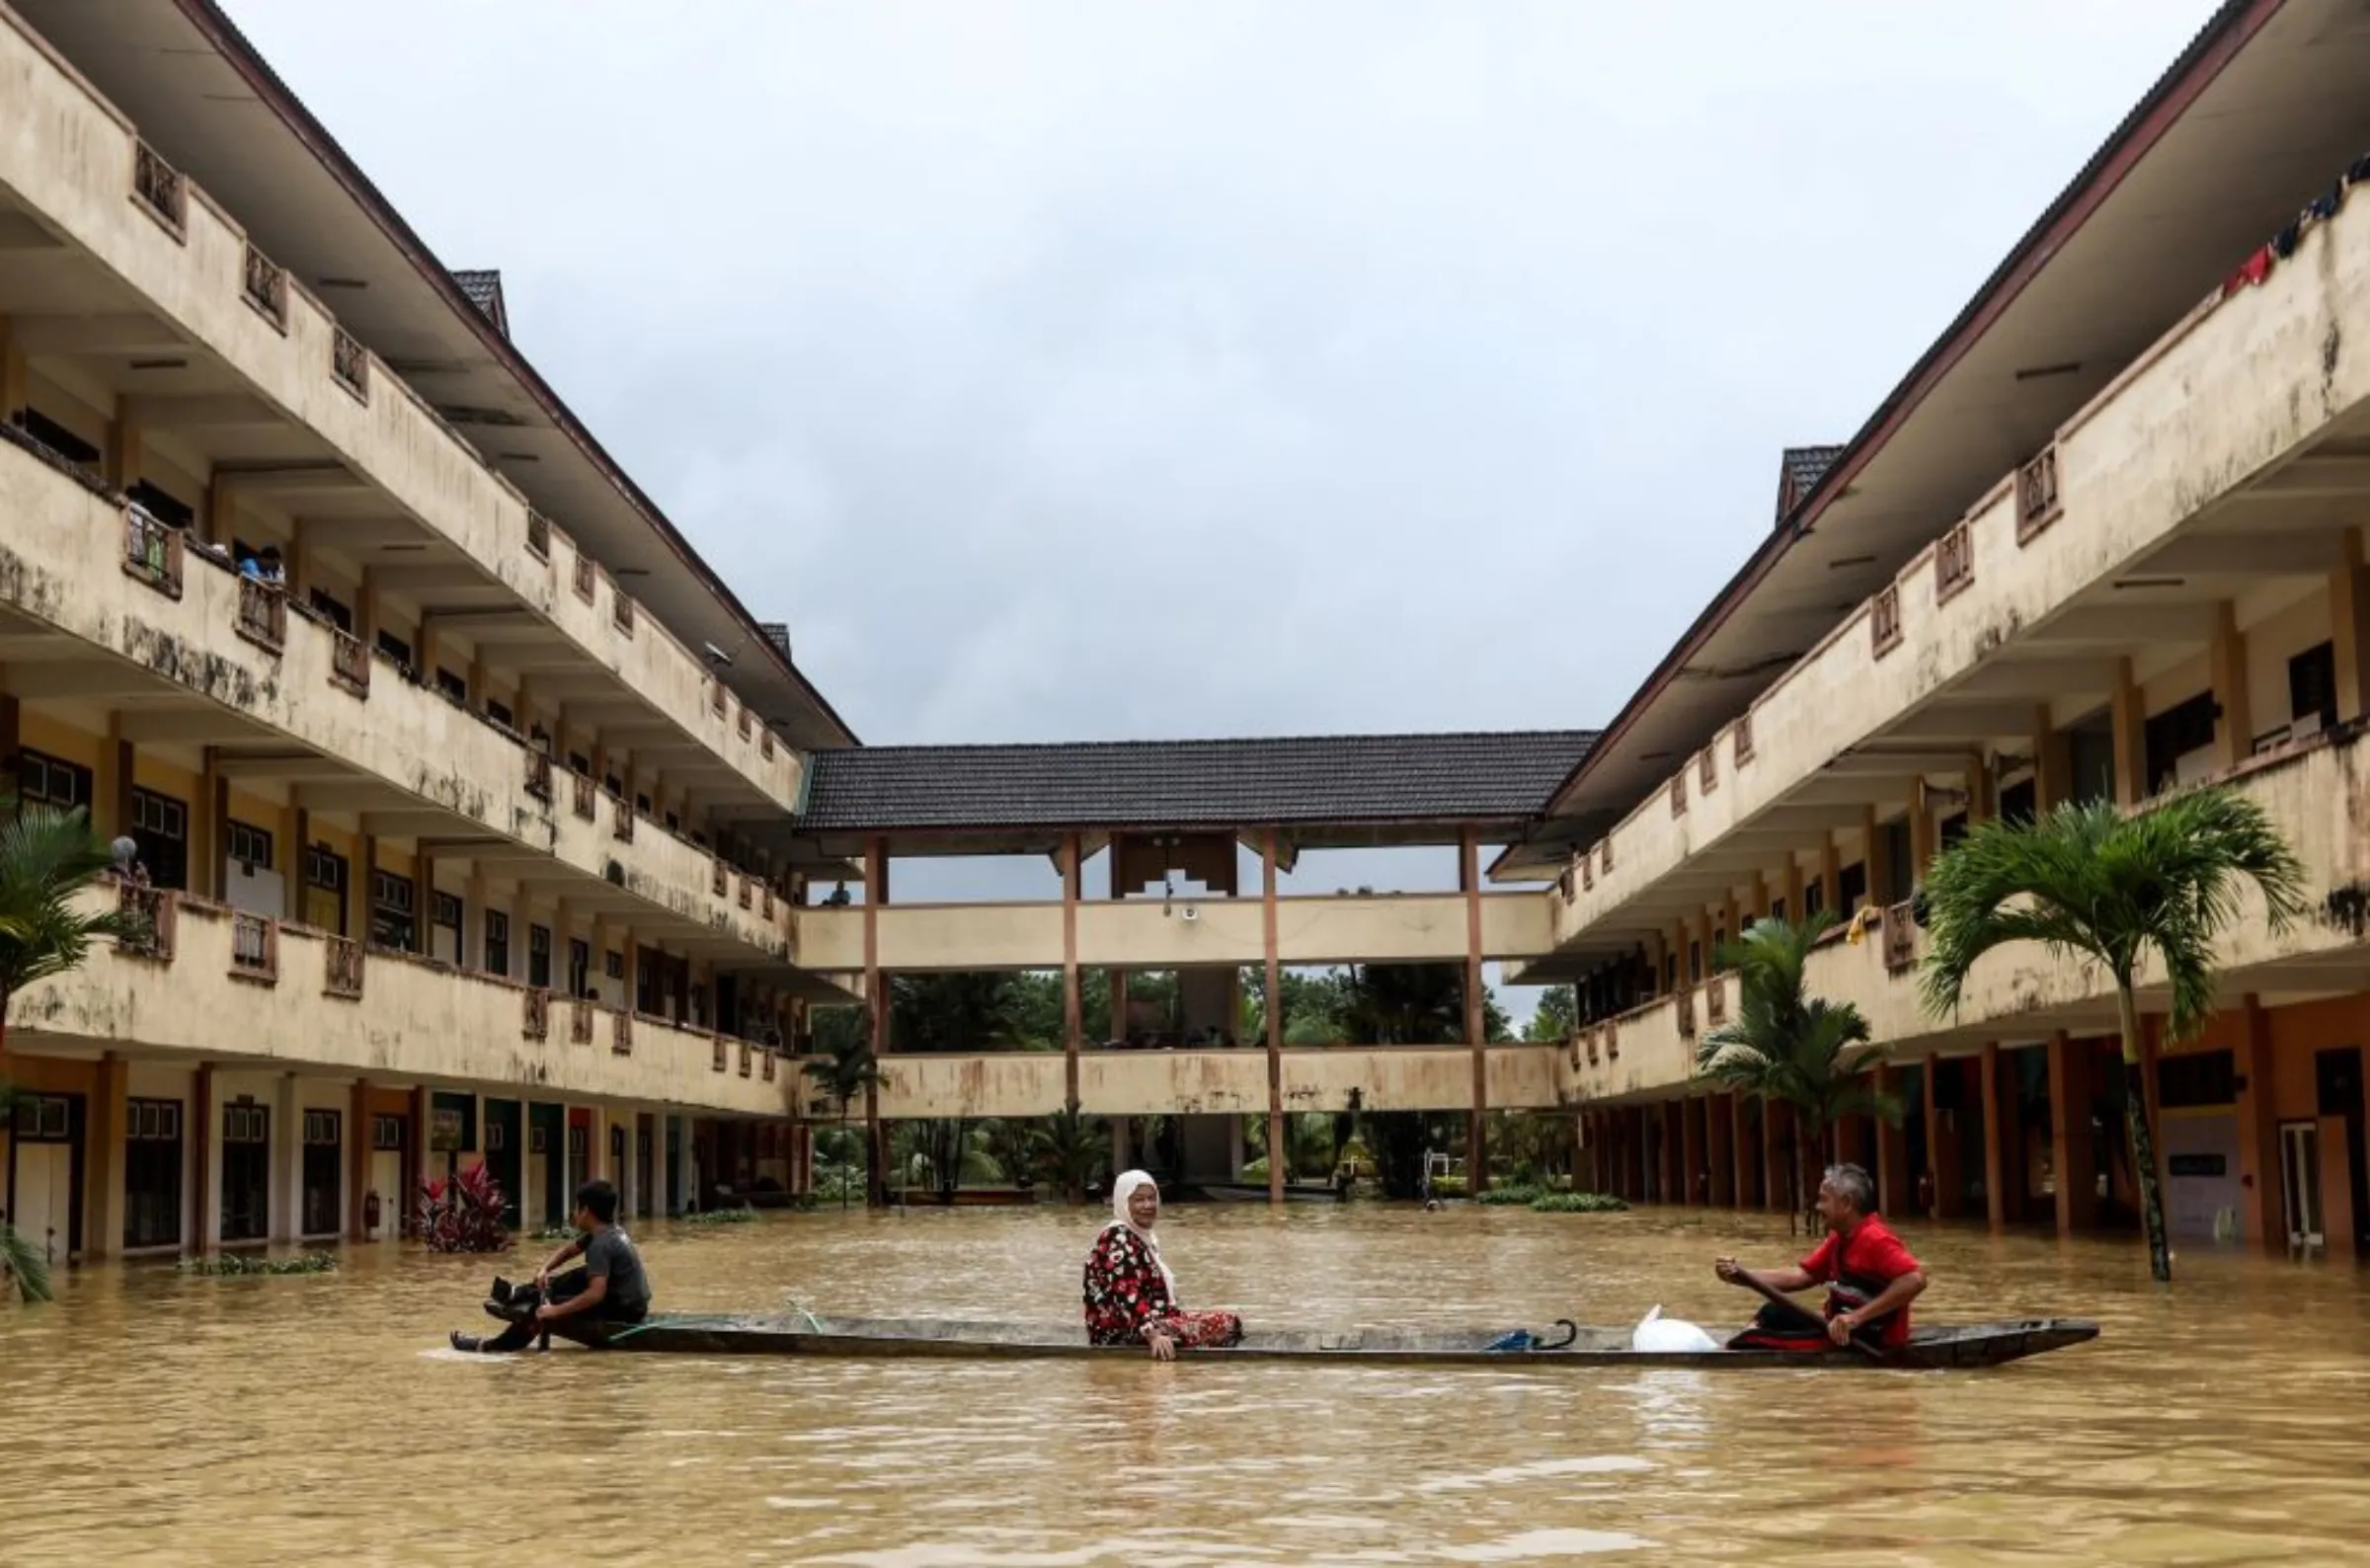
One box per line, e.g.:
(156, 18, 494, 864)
(1082, 1222, 1174, 1345)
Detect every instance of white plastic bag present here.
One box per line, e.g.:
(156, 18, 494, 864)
(1630, 1304, 1719, 1354)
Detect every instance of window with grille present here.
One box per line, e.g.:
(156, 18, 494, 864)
(124, 1098, 182, 1249)
(132, 787, 189, 890)
(371, 871, 416, 951)
(305, 844, 349, 935)
(227, 820, 274, 871)
(371, 1114, 404, 1150)
(568, 938, 591, 995)
(485, 910, 512, 976)
(528, 924, 552, 988)
(17, 749, 91, 812)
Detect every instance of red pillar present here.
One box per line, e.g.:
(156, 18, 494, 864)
(1981, 1043, 2009, 1231)
(2233, 996, 2282, 1248)
(2047, 1031, 2097, 1234)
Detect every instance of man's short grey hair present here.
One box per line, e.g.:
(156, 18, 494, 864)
(1821, 1163, 1876, 1215)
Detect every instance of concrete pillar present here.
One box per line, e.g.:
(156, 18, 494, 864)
(1763, 1100, 1790, 1214)
(1926, 1058, 1965, 1219)
(1731, 1095, 1757, 1210)
(1818, 834, 1842, 918)
(348, 1079, 370, 1240)
(620, 1112, 644, 1219)
(1111, 1117, 1132, 1174)
(1981, 1043, 2009, 1231)
(1907, 781, 1937, 884)
(105, 407, 141, 490)
(1460, 827, 1488, 1192)
(1680, 1095, 1704, 1206)
(1862, 805, 1890, 910)
(1061, 832, 1083, 1113)
(2046, 1032, 2097, 1234)
(2034, 708, 2072, 812)
(2210, 602, 2252, 770)
(2233, 996, 2282, 1248)
(862, 835, 888, 1205)
(2330, 531, 2370, 723)
(2110, 659, 2146, 807)
(1261, 828, 1286, 1205)
(192, 1063, 217, 1256)
(1708, 1094, 1737, 1207)
(84, 1054, 128, 1261)
(273, 1072, 301, 1243)
(1872, 1062, 1908, 1215)
(0, 313, 27, 423)
(1782, 857, 1805, 923)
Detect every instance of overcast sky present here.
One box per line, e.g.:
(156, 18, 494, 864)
(221, 2, 2220, 972)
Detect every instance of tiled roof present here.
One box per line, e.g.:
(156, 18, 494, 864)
(450, 269, 509, 338)
(800, 731, 1598, 832)
(1778, 444, 1846, 522)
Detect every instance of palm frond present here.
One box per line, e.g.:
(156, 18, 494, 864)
(0, 1222, 53, 1304)
(0, 802, 139, 999)
(1918, 789, 2307, 1041)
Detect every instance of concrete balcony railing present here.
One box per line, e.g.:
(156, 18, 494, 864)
(9, 891, 788, 1116)
(1547, 155, 2370, 952)
(872, 1042, 1569, 1121)
(1569, 722, 2370, 1103)
(0, 11, 801, 811)
(0, 438, 790, 963)
(794, 892, 1554, 974)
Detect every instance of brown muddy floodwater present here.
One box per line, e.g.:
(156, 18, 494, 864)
(3, 1205, 2369, 1566)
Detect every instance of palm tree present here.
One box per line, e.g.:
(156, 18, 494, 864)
(1696, 910, 1898, 1231)
(801, 1011, 882, 1211)
(1918, 790, 2307, 1283)
(0, 796, 149, 1303)
(1033, 1104, 1105, 1204)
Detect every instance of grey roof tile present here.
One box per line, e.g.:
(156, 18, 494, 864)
(801, 730, 1597, 832)
(450, 269, 509, 338)
(1778, 444, 1846, 522)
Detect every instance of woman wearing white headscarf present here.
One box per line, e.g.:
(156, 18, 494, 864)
(1081, 1170, 1243, 1359)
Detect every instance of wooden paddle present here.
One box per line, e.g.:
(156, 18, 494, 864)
(1729, 1269, 1888, 1363)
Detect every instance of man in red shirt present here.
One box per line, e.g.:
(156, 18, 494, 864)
(1714, 1162, 1927, 1353)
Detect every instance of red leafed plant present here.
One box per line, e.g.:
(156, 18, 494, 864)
(415, 1163, 514, 1253)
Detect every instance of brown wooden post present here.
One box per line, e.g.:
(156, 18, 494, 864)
(1762, 1100, 1790, 1215)
(1262, 828, 1286, 1206)
(1460, 827, 1487, 1193)
(1060, 832, 1082, 1113)
(1980, 1042, 2008, 1231)
(2233, 995, 2282, 1248)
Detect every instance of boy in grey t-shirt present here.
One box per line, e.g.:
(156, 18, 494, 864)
(452, 1179, 650, 1353)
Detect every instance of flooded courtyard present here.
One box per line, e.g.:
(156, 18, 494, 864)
(2, 1204, 2366, 1566)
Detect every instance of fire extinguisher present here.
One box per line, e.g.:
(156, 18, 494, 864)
(363, 1190, 382, 1231)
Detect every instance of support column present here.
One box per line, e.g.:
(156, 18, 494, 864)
(1818, 834, 1842, 918)
(2034, 708, 2072, 812)
(1680, 1095, 1704, 1206)
(1708, 1094, 1737, 1207)
(1730, 1095, 1755, 1210)
(862, 836, 888, 1206)
(2233, 995, 2282, 1248)
(2046, 1031, 2097, 1234)
(2110, 659, 2146, 808)
(409, 1085, 432, 1232)
(1261, 828, 1285, 1206)
(1981, 1043, 2009, 1231)
(1907, 780, 1937, 884)
(192, 1063, 217, 1256)
(2210, 603, 2252, 770)
(0, 313, 27, 423)
(1926, 1058, 1964, 1219)
(1858, 806, 1884, 911)
(2330, 530, 2370, 723)
(84, 1054, 128, 1261)
(1460, 827, 1488, 1193)
(348, 1078, 370, 1240)
(1763, 1100, 1789, 1213)
(1060, 832, 1083, 1116)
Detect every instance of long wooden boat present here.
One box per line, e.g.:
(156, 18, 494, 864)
(543, 1310, 2097, 1369)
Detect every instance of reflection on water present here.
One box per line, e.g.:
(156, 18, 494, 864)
(2, 1205, 2367, 1565)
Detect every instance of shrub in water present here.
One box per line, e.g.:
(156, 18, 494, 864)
(416, 1163, 514, 1253)
(1529, 1192, 1629, 1214)
(179, 1251, 338, 1276)
(1477, 1184, 1541, 1206)
(685, 1205, 759, 1226)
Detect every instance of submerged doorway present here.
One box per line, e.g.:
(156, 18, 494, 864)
(2314, 1048, 2370, 1254)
